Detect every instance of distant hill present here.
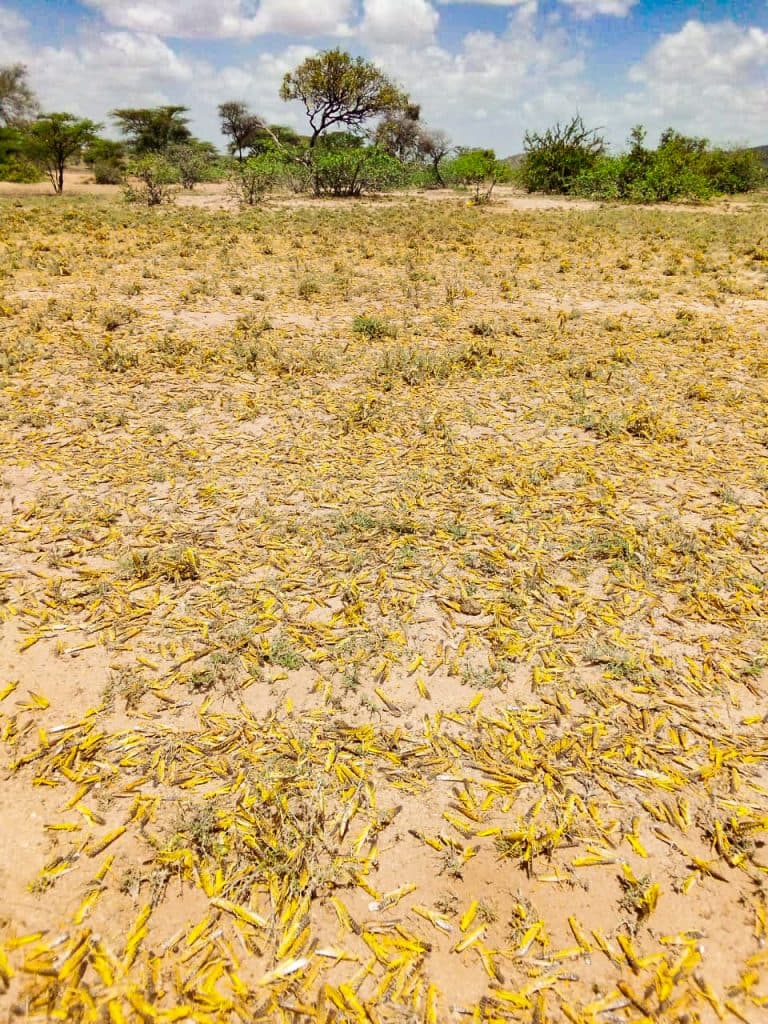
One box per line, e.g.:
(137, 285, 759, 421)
(749, 145, 768, 167)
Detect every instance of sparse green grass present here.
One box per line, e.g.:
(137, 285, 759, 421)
(352, 314, 397, 340)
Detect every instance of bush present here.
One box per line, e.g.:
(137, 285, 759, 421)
(202, 157, 234, 184)
(0, 125, 43, 182)
(124, 156, 179, 206)
(352, 314, 396, 340)
(642, 129, 712, 201)
(445, 148, 507, 203)
(643, 162, 712, 202)
(83, 138, 126, 184)
(703, 147, 766, 195)
(0, 155, 42, 182)
(406, 164, 443, 189)
(309, 136, 406, 197)
(92, 160, 124, 184)
(570, 126, 766, 203)
(283, 161, 312, 194)
(519, 115, 605, 195)
(572, 157, 623, 200)
(166, 142, 217, 189)
(227, 152, 285, 206)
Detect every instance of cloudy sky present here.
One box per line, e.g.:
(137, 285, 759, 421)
(1, 1, 766, 153)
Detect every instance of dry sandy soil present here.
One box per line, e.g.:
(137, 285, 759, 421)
(2, 169, 763, 213)
(0, 181, 767, 1023)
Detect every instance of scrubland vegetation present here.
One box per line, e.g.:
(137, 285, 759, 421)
(518, 118, 766, 203)
(0, 57, 764, 203)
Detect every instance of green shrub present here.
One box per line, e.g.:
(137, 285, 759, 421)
(227, 152, 285, 206)
(124, 156, 179, 206)
(0, 155, 42, 182)
(352, 314, 396, 340)
(519, 115, 605, 195)
(166, 142, 224, 189)
(83, 138, 126, 184)
(571, 125, 765, 203)
(0, 125, 43, 182)
(283, 161, 312, 194)
(201, 157, 234, 184)
(445, 149, 507, 203)
(166, 144, 206, 189)
(92, 160, 124, 184)
(406, 164, 442, 189)
(572, 157, 623, 200)
(640, 129, 712, 201)
(310, 137, 406, 197)
(703, 147, 766, 195)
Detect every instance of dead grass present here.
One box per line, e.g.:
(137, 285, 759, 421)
(1, 189, 767, 1022)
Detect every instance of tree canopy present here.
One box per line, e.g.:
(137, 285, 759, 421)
(248, 123, 304, 156)
(218, 101, 263, 161)
(23, 112, 101, 193)
(111, 106, 191, 154)
(416, 128, 452, 187)
(280, 49, 408, 148)
(375, 105, 422, 163)
(0, 63, 39, 126)
(375, 107, 452, 187)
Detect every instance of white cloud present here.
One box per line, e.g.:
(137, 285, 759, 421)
(436, 0, 635, 16)
(0, 2, 597, 151)
(23, 31, 199, 124)
(81, 0, 228, 37)
(559, 0, 636, 17)
(626, 20, 768, 145)
(0, 4, 26, 38)
(435, 0, 534, 6)
(433, 0, 540, 25)
(249, 0, 354, 36)
(369, 10, 589, 149)
(81, 0, 354, 39)
(360, 0, 439, 46)
(0, 3, 28, 61)
(0, 4, 318, 139)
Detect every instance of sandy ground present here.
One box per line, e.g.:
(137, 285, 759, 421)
(0, 188, 767, 1022)
(1, 168, 761, 214)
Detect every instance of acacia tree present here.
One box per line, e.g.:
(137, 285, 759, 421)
(0, 63, 39, 126)
(23, 113, 101, 193)
(248, 123, 303, 156)
(111, 106, 191, 153)
(0, 65, 40, 181)
(218, 101, 262, 161)
(417, 128, 451, 187)
(374, 104, 422, 162)
(375, 107, 451, 187)
(280, 48, 407, 149)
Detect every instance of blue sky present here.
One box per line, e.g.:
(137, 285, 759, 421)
(1, 0, 766, 151)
